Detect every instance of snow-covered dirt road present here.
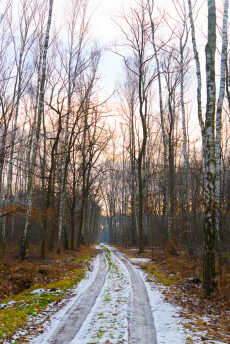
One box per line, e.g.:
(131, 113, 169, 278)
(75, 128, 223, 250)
(29, 245, 191, 344)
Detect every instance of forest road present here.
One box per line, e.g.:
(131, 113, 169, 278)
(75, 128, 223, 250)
(38, 248, 108, 344)
(32, 245, 157, 344)
(112, 247, 157, 344)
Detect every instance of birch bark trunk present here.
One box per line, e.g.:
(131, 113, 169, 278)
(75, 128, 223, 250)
(21, 0, 54, 260)
(215, 0, 229, 240)
(187, 0, 218, 296)
(130, 103, 137, 245)
(137, 89, 147, 253)
(178, 20, 193, 255)
(203, 0, 217, 296)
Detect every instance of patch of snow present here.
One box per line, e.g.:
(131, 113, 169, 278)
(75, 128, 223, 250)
(129, 248, 152, 252)
(70, 251, 131, 343)
(0, 300, 16, 309)
(29, 254, 101, 344)
(30, 288, 62, 295)
(130, 257, 151, 264)
(139, 269, 226, 344)
(5, 330, 28, 343)
(30, 289, 48, 295)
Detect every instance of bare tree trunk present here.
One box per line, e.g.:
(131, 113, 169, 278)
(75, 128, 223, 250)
(42, 111, 62, 256)
(147, 0, 168, 219)
(203, 0, 217, 296)
(178, 19, 193, 255)
(187, 0, 218, 296)
(167, 137, 175, 241)
(137, 94, 147, 253)
(215, 0, 229, 290)
(77, 191, 86, 247)
(130, 113, 137, 245)
(70, 168, 76, 250)
(76, 109, 88, 248)
(0, 126, 9, 196)
(215, 0, 229, 240)
(21, 0, 54, 260)
(57, 122, 69, 253)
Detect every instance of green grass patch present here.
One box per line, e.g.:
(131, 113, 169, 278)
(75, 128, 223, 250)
(95, 327, 105, 339)
(103, 245, 113, 270)
(0, 292, 61, 340)
(141, 262, 180, 286)
(0, 252, 95, 342)
(104, 292, 111, 302)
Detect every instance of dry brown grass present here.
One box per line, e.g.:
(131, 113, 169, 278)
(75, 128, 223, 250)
(0, 245, 98, 300)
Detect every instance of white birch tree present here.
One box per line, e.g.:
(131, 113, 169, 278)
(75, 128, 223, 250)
(215, 0, 229, 240)
(21, 0, 54, 260)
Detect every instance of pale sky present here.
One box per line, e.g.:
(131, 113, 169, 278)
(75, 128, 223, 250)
(90, 0, 133, 96)
(54, 0, 134, 97)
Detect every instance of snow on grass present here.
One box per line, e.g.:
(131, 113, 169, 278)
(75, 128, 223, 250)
(138, 268, 226, 344)
(29, 253, 102, 344)
(129, 258, 151, 264)
(0, 300, 16, 309)
(30, 288, 62, 295)
(141, 274, 188, 344)
(71, 249, 131, 344)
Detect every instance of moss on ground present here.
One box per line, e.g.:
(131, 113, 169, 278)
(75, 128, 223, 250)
(0, 247, 97, 342)
(103, 245, 113, 270)
(141, 262, 181, 286)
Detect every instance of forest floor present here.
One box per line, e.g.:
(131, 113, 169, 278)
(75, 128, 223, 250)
(0, 245, 98, 343)
(119, 245, 230, 344)
(0, 244, 229, 343)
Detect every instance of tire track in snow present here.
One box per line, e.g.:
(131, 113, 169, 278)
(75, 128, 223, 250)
(30, 246, 157, 344)
(111, 247, 157, 344)
(31, 249, 108, 344)
(70, 245, 131, 343)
